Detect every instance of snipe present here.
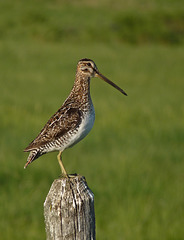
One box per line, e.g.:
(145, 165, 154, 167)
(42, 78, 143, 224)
(24, 58, 127, 176)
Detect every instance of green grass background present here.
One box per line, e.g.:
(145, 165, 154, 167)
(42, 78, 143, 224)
(1, 0, 184, 239)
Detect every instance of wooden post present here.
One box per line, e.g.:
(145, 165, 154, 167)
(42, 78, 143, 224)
(44, 175, 96, 240)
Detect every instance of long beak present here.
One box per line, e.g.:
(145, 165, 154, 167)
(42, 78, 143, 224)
(95, 70, 127, 96)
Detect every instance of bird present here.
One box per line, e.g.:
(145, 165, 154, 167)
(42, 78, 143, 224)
(24, 58, 127, 176)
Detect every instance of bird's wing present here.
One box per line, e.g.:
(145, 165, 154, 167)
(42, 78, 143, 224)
(24, 106, 82, 151)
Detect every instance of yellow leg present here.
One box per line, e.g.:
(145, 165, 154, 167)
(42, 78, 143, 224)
(57, 151, 68, 177)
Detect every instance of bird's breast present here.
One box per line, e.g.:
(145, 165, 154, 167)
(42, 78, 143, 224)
(65, 106, 95, 149)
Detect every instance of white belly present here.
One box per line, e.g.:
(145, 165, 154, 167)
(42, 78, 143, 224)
(64, 108, 95, 149)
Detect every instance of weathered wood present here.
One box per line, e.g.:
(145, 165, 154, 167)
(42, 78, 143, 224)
(44, 175, 96, 240)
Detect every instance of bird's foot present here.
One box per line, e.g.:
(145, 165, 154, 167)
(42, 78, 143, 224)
(68, 173, 78, 178)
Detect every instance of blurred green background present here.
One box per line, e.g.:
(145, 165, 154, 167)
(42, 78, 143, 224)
(1, 0, 184, 239)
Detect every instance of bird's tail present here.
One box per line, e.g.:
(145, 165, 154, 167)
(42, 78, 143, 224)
(24, 149, 42, 169)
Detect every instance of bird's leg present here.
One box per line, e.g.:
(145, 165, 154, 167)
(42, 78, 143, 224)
(57, 151, 68, 177)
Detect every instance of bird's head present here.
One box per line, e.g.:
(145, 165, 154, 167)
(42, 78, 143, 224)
(77, 58, 98, 78)
(77, 58, 127, 96)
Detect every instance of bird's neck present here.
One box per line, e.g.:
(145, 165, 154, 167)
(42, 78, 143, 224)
(71, 73, 91, 101)
(63, 73, 93, 111)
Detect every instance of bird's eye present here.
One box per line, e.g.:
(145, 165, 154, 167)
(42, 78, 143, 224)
(87, 63, 91, 67)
